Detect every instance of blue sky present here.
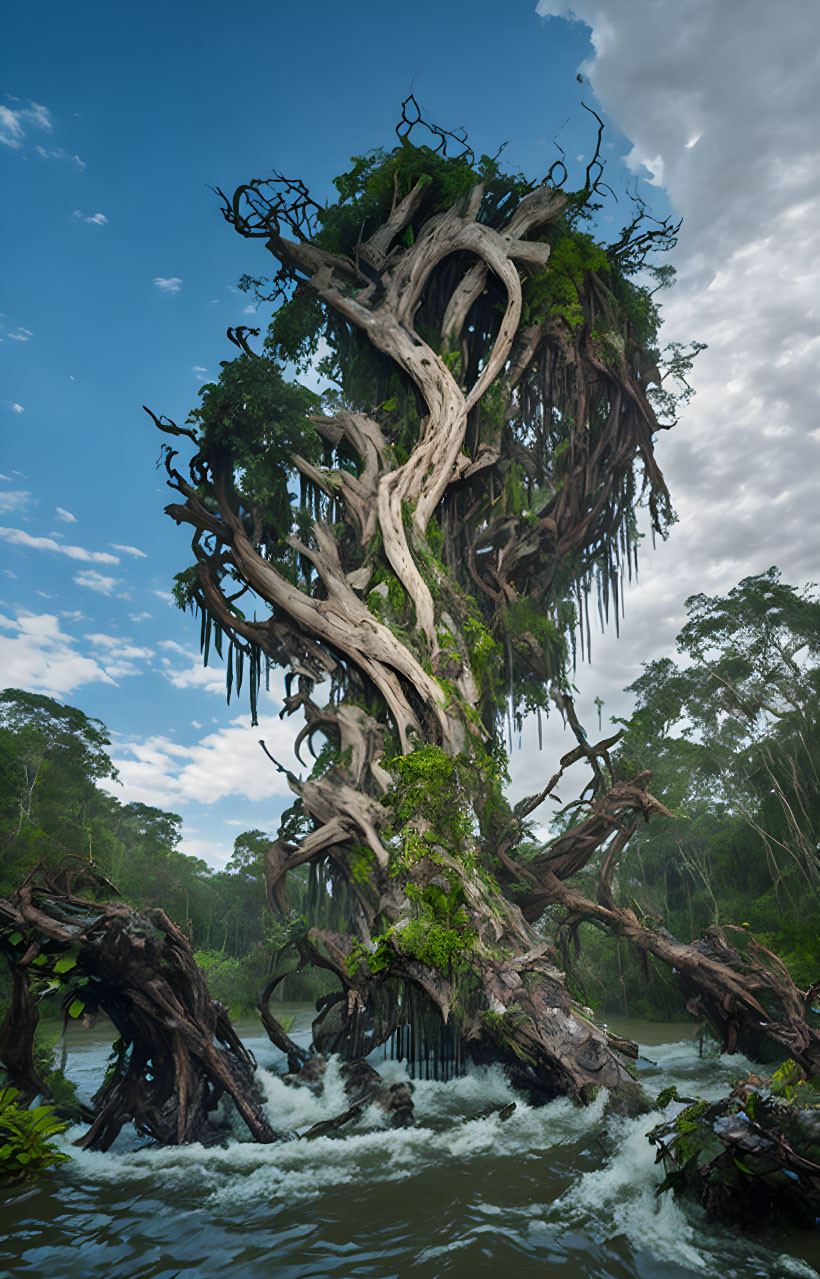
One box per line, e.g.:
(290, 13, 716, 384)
(3, 1, 818, 865)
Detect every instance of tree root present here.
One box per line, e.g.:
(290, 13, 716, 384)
(0, 868, 277, 1149)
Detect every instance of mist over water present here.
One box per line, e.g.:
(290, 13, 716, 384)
(2, 1010, 818, 1279)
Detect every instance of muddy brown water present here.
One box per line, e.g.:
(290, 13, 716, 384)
(2, 1006, 818, 1279)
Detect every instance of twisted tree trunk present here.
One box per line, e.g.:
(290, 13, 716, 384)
(150, 116, 804, 1109)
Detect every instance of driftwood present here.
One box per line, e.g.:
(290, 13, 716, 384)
(292, 1057, 415, 1138)
(0, 866, 276, 1150)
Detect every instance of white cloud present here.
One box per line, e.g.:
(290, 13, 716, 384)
(0, 100, 52, 149)
(55, 506, 77, 523)
(110, 542, 147, 558)
(72, 210, 108, 226)
(161, 652, 225, 696)
(105, 713, 300, 809)
(152, 589, 174, 604)
(153, 277, 182, 294)
(7, 329, 32, 343)
(81, 632, 154, 680)
(0, 527, 119, 563)
(73, 570, 119, 595)
(518, 0, 820, 777)
(129, 610, 152, 622)
(193, 366, 208, 380)
(36, 145, 85, 170)
(84, 632, 154, 660)
(0, 490, 29, 513)
(11, 403, 24, 414)
(0, 611, 115, 697)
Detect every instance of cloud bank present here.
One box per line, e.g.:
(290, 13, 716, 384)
(512, 0, 820, 800)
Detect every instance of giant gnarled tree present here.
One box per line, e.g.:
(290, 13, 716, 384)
(149, 103, 731, 1103)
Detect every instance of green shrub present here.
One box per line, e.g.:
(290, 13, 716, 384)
(0, 1086, 69, 1183)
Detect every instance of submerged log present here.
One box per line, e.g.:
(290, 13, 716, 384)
(0, 866, 277, 1150)
(290, 1055, 415, 1138)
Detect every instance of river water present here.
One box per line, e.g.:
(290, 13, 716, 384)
(1, 1006, 818, 1279)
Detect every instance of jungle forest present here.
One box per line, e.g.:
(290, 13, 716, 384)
(2, 101, 819, 1273)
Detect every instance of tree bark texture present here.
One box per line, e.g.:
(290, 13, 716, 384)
(0, 866, 276, 1149)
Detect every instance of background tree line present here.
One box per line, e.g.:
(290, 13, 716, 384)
(0, 692, 333, 1015)
(547, 568, 820, 1019)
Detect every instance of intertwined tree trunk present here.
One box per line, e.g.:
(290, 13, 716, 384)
(151, 115, 683, 1105)
(149, 109, 816, 1110)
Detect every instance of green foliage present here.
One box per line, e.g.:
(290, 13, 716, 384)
(521, 232, 610, 331)
(573, 569, 820, 1017)
(0, 1087, 69, 1183)
(388, 745, 474, 854)
(193, 947, 269, 1016)
(186, 353, 321, 544)
(316, 141, 528, 259)
(31, 1028, 84, 1120)
(649, 1067, 820, 1229)
(350, 876, 476, 977)
(399, 914, 474, 972)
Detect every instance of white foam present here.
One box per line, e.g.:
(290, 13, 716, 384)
(56, 1032, 819, 1278)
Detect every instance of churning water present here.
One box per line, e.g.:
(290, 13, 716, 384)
(1, 1007, 818, 1279)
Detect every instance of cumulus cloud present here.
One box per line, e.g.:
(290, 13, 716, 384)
(110, 542, 147, 558)
(55, 506, 77, 523)
(193, 365, 208, 380)
(0, 527, 119, 563)
(129, 610, 152, 622)
(153, 277, 182, 293)
(104, 713, 300, 809)
(84, 632, 153, 658)
(82, 631, 154, 680)
(11, 404, 24, 414)
(0, 491, 30, 514)
(73, 570, 119, 595)
(0, 100, 52, 149)
(518, 0, 820, 782)
(160, 650, 226, 696)
(0, 611, 115, 697)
